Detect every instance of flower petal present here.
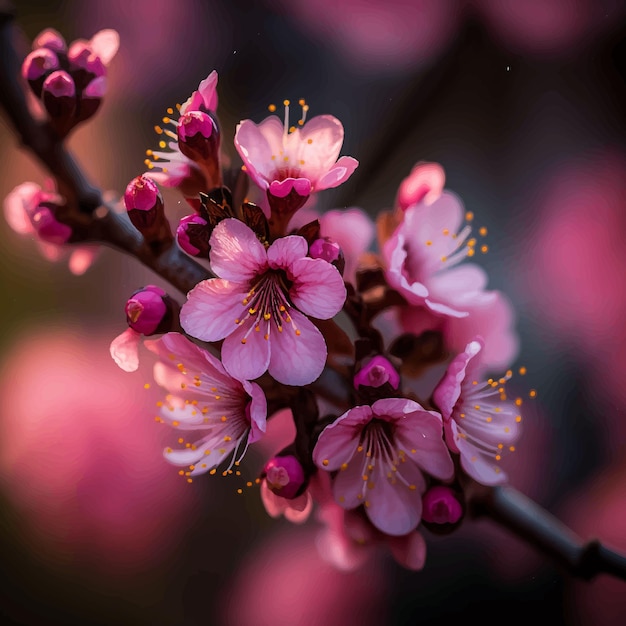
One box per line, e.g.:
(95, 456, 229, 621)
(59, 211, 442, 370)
(387, 531, 427, 571)
(242, 380, 267, 443)
(198, 70, 218, 112)
(315, 156, 359, 191)
(313, 405, 372, 471)
(289, 258, 346, 319)
(295, 115, 345, 181)
(3, 182, 40, 235)
(181, 278, 248, 342)
(268, 309, 327, 385)
(109, 328, 140, 372)
(284, 492, 313, 524)
(89, 29, 119, 65)
(221, 318, 271, 381)
(209, 218, 267, 282)
(266, 235, 308, 270)
(235, 117, 282, 187)
(332, 454, 367, 509)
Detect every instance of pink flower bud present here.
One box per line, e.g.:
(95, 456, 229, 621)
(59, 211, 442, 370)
(353, 355, 400, 390)
(177, 111, 216, 141)
(176, 214, 210, 257)
(22, 48, 59, 83)
(177, 111, 220, 170)
(28, 204, 72, 245)
(67, 41, 106, 78)
(263, 455, 306, 500)
(421, 486, 463, 525)
(42, 70, 76, 98)
(33, 28, 67, 53)
(83, 76, 107, 99)
(309, 237, 341, 263)
(125, 286, 168, 335)
(124, 175, 162, 212)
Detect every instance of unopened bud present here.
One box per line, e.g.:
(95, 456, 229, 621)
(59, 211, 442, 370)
(421, 486, 463, 525)
(176, 214, 211, 257)
(263, 455, 306, 500)
(33, 28, 67, 53)
(22, 48, 60, 95)
(354, 355, 400, 390)
(42, 71, 77, 136)
(177, 111, 220, 183)
(76, 76, 106, 122)
(28, 202, 72, 245)
(309, 236, 345, 275)
(68, 41, 105, 90)
(124, 176, 172, 245)
(125, 285, 177, 336)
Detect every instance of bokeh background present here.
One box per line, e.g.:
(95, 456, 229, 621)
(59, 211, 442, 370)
(1, 1, 625, 624)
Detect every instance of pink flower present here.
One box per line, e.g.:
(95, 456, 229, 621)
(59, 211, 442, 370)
(313, 398, 453, 536)
(383, 191, 492, 318)
(397, 161, 445, 211)
(145, 332, 267, 475)
(180, 218, 346, 385)
(144, 70, 218, 192)
(3, 181, 98, 275)
(235, 108, 358, 201)
(432, 337, 521, 485)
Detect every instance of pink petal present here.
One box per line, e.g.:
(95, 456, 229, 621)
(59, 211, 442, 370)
(315, 156, 359, 191)
(198, 70, 218, 112)
(366, 462, 422, 536)
(296, 115, 345, 181)
(3, 182, 40, 234)
(209, 219, 267, 282)
(221, 318, 271, 381)
(89, 29, 119, 65)
(394, 412, 454, 481)
(260, 480, 287, 517)
(457, 431, 510, 486)
(234, 118, 281, 187)
(266, 235, 308, 269)
(181, 278, 248, 342)
(268, 309, 327, 385)
(388, 531, 427, 571)
(242, 380, 267, 442)
(269, 177, 311, 198)
(284, 492, 313, 524)
(371, 398, 426, 421)
(397, 162, 445, 211)
(289, 258, 346, 319)
(313, 406, 372, 471)
(68, 246, 98, 275)
(109, 328, 140, 372)
(384, 232, 430, 302)
(403, 191, 465, 242)
(427, 264, 490, 312)
(332, 455, 367, 508)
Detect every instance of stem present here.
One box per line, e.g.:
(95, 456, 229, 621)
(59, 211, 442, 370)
(470, 484, 626, 580)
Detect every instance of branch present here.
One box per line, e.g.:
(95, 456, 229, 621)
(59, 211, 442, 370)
(0, 9, 211, 296)
(470, 484, 626, 581)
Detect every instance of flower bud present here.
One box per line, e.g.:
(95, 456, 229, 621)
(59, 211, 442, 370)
(76, 76, 106, 122)
(42, 70, 77, 136)
(27, 203, 73, 245)
(124, 176, 172, 245)
(309, 236, 345, 275)
(22, 48, 60, 96)
(353, 355, 400, 390)
(176, 214, 211, 257)
(33, 28, 67, 53)
(421, 486, 463, 525)
(263, 455, 306, 500)
(68, 41, 106, 90)
(177, 111, 221, 184)
(125, 285, 178, 336)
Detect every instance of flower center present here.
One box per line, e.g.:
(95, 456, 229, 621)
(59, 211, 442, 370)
(235, 270, 301, 343)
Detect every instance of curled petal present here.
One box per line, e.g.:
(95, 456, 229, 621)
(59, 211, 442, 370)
(89, 29, 120, 65)
(315, 156, 359, 191)
(110, 328, 141, 372)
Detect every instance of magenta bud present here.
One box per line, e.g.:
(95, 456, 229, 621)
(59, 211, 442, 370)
(354, 355, 400, 390)
(125, 286, 168, 335)
(33, 29, 67, 53)
(263, 455, 305, 500)
(42, 70, 76, 98)
(178, 111, 215, 142)
(421, 486, 463, 525)
(176, 214, 210, 257)
(28, 204, 72, 245)
(124, 175, 162, 212)
(22, 48, 59, 83)
(83, 76, 107, 99)
(68, 41, 106, 77)
(309, 238, 341, 263)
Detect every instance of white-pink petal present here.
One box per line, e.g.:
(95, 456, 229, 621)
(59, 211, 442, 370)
(109, 328, 141, 372)
(268, 309, 327, 385)
(221, 318, 271, 382)
(289, 258, 346, 319)
(315, 156, 359, 190)
(209, 219, 267, 282)
(266, 234, 308, 269)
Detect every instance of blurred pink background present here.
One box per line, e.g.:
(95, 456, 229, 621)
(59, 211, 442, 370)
(1, 0, 625, 624)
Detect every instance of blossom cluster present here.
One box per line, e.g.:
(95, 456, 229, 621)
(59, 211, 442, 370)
(3, 29, 527, 573)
